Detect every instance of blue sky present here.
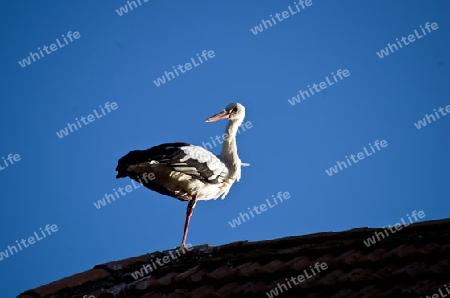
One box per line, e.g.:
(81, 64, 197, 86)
(1, 1, 449, 296)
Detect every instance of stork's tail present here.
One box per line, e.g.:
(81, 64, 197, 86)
(116, 157, 129, 178)
(115, 150, 149, 178)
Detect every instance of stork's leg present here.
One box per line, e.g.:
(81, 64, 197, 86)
(181, 194, 197, 247)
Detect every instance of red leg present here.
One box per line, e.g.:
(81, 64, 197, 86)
(181, 194, 197, 247)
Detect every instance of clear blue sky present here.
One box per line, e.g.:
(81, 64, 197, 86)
(1, 1, 449, 297)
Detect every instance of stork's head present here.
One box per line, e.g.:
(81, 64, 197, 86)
(205, 103, 246, 123)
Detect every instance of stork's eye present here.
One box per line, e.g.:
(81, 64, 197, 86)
(232, 108, 238, 112)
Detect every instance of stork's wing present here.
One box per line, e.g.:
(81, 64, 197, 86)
(116, 142, 229, 184)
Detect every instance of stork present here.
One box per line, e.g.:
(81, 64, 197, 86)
(115, 103, 248, 247)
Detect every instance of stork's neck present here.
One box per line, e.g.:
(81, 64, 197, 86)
(220, 119, 243, 180)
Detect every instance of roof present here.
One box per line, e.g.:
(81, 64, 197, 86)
(18, 218, 450, 298)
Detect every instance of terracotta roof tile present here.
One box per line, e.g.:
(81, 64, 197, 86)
(189, 268, 208, 283)
(335, 250, 358, 265)
(419, 242, 441, 254)
(374, 264, 398, 279)
(237, 261, 262, 277)
(260, 259, 285, 273)
(247, 280, 269, 294)
(205, 264, 236, 280)
(313, 253, 340, 267)
(216, 282, 241, 297)
(154, 271, 179, 286)
(290, 256, 312, 271)
(135, 276, 157, 291)
(284, 255, 306, 267)
(392, 262, 427, 277)
(172, 264, 201, 283)
(365, 248, 389, 261)
(320, 269, 345, 285)
(189, 285, 220, 298)
(429, 259, 450, 273)
(240, 280, 258, 294)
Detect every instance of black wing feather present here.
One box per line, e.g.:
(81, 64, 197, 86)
(116, 142, 225, 182)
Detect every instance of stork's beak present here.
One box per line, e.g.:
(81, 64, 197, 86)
(205, 110, 230, 122)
